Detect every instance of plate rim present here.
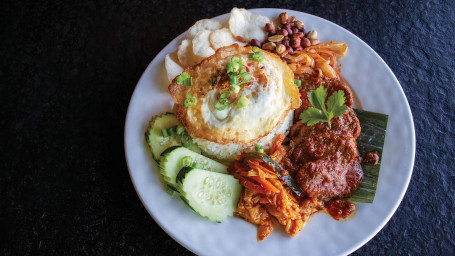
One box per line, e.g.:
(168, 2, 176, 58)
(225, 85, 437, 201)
(124, 8, 416, 255)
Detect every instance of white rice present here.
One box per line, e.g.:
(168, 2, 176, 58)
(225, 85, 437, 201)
(193, 111, 294, 161)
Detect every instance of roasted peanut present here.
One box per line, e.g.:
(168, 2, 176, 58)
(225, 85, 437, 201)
(265, 22, 275, 33)
(296, 32, 305, 38)
(306, 30, 318, 40)
(280, 29, 289, 37)
(301, 37, 311, 48)
(276, 44, 286, 54)
(287, 28, 293, 36)
(279, 12, 288, 24)
(294, 20, 304, 30)
(291, 35, 301, 48)
(310, 39, 320, 45)
(268, 34, 284, 42)
(288, 16, 296, 23)
(250, 39, 262, 48)
(287, 46, 294, 54)
(262, 42, 276, 51)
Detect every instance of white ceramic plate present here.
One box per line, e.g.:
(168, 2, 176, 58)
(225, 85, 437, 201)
(124, 8, 415, 256)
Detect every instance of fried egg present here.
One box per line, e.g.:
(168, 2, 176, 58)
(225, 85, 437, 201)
(168, 44, 300, 159)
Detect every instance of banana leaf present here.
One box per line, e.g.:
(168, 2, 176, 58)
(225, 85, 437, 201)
(349, 109, 388, 203)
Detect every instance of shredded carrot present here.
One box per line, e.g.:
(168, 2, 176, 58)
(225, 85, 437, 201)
(235, 175, 269, 194)
(259, 197, 269, 204)
(247, 160, 276, 175)
(247, 169, 258, 177)
(270, 134, 285, 155)
(249, 176, 280, 193)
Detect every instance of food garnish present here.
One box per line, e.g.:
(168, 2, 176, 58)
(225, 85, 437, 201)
(229, 72, 251, 90)
(293, 79, 301, 87)
(176, 72, 193, 86)
(227, 56, 251, 93)
(255, 144, 264, 153)
(183, 93, 197, 107)
(215, 93, 230, 111)
(248, 46, 265, 62)
(299, 85, 348, 127)
(181, 156, 193, 167)
(161, 129, 169, 137)
(236, 96, 249, 108)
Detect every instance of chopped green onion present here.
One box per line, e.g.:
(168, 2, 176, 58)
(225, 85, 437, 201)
(215, 97, 230, 110)
(249, 47, 265, 62)
(238, 72, 251, 85)
(231, 56, 241, 63)
(167, 127, 175, 136)
(211, 77, 216, 86)
(229, 74, 239, 84)
(231, 84, 240, 93)
(230, 72, 251, 86)
(294, 79, 302, 87)
(183, 94, 197, 107)
(227, 61, 241, 74)
(255, 144, 264, 153)
(176, 72, 193, 86)
(220, 91, 230, 99)
(181, 133, 193, 148)
(227, 56, 244, 75)
(176, 125, 185, 135)
(181, 156, 193, 167)
(237, 96, 249, 108)
(161, 129, 169, 137)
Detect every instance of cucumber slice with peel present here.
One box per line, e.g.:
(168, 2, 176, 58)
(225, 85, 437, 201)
(160, 146, 227, 188)
(145, 113, 201, 161)
(176, 167, 242, 222)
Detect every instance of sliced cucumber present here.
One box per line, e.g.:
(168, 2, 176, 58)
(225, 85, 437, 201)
(176, 167, 242, 222)
(160, 146, 227, 188)
(145, 113, 201, 160)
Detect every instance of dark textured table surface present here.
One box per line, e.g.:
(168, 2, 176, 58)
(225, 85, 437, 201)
(2, 0, 454, 255)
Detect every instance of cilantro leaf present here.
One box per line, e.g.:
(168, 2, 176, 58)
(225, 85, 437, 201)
(327, 90, 345, 113)
(327, 90, 348, 118)
(333, 105, 348, 118)
(307, 86, 327, 113)
(299, 107, 326, 126)
(300, 86, 348, 128)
